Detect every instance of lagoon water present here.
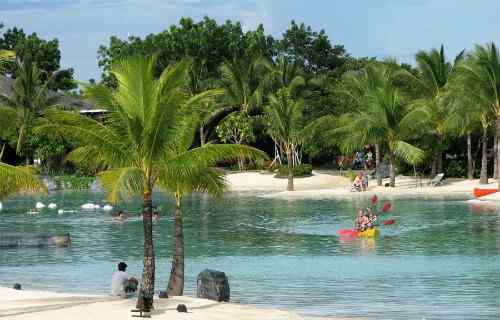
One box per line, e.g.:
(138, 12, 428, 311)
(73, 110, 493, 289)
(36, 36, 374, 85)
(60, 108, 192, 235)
(0, 191, 499, 319)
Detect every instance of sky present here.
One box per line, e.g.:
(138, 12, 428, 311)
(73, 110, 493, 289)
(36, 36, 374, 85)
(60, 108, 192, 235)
(2, 0, 500, 82)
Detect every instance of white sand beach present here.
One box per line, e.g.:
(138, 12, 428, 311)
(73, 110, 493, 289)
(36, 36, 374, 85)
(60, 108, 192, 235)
(226, 170, 498, 200)
(0, 287, 356, 320)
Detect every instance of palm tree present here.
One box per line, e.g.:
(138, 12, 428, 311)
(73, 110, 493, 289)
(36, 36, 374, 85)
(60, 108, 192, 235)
(400, 45, 464, 177)
(261, 56, 305, 96)
(158, 114, 266, 295)
(0, 54, 56, 163)
(0, 161, 46, 200)
(264, 88, 305, 191)
(39, 55, 264, 306)
(341, 63, 394, 186)
(201, 56, 264, 144)
(454, 43, 500, 188)
(337, 64, 424, 186)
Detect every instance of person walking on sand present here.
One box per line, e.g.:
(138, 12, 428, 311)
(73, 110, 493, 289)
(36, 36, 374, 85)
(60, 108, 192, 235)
(110, 262, 138, 297)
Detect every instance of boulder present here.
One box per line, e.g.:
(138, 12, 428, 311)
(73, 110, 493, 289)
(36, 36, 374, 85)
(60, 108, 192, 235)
(196, 269, 230, 302)
(13, 283, 21, 290)
(0, 233, 71, 248)
(176, 304, 187, 313)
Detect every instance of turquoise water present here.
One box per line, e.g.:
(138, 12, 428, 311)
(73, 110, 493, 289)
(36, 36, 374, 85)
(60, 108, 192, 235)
(0, 191, 499, 319)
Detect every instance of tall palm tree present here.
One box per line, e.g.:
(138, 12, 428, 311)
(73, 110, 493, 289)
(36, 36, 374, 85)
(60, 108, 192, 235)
(341, 63, 394, 186)
(39, 56, 217, 309)
(0, 55, 56, 163)
(39, 55, 264, 306)
(264, 88, 305, 191)
(455, 43, 500, 188)
(400, 45, 464, 177)
(337, 64, 424, 186)
(159, 114, 266, 295)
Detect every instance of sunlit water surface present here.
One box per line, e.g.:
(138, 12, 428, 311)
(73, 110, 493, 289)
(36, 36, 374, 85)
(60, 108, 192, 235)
(1, 191, 499, 319)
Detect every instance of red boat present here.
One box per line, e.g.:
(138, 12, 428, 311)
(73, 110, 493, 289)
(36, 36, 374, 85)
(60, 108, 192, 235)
(473, 188, 498, 198)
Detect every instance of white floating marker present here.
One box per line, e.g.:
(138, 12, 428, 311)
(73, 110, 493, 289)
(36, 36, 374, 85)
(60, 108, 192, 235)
(58, 209, 64, 215)
(103, 205, 113, 211)
(81, 203, 95, 209)
(0, 202, 2, 210)
(48, 203, 57, 209)
(35, 202, 45, 209)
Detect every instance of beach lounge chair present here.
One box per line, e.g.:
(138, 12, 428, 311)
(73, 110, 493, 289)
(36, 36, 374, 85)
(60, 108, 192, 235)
(428, 173, 445, 187)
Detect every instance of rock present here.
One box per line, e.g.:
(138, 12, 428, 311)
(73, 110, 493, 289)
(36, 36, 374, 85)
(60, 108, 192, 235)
(0, 233, 71, 248)
(158, 291, 168, 299)
(35, 202, 45, 209)
(196, 269, 230, 302)
(13, 283, 21, 290)
(176, 304, 187, 313)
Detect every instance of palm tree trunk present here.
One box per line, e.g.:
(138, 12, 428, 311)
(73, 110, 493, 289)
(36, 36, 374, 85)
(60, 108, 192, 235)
(430, 158, 437, 178)
(200, 125, 206, 146)
(467, 133, 473, 180)
(436, 134, 443, 174)
(286, 148, 294, 191)
(136, 187, 155, 310)
(480, 130, 488, 185)
(375, 144, 382, 186)
(167, 193, 184, 296)
(389, 151, 396, 187)
(494, 134, 498, 179)
(497, 118, 500, 189)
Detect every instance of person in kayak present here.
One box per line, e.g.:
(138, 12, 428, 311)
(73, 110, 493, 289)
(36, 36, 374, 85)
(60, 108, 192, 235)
(355, 208, 378, 232)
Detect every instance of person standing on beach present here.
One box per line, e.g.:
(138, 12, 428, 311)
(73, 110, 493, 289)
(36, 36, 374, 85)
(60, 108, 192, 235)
(110, 262, 138, 297)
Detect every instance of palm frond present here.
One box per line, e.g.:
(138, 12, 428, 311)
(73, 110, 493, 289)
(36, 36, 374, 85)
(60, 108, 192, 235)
(0, 162, 47, 200)
(99, 167, 145, 204)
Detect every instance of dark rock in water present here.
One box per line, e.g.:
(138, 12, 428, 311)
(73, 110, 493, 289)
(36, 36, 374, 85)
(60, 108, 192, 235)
(196, 269, 230, 302)
(158, 291, 168, 299)
(0, 233, 71, 248)
(176, 304, 187, 313)
(13, 283, 21, 290)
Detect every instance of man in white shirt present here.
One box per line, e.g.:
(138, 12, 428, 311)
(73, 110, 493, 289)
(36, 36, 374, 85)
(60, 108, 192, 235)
(110, 262, 138, 297)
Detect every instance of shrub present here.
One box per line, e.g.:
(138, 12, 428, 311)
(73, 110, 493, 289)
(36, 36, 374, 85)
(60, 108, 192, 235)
(54, 175, 94, 190)
(444, 160, 467, 178)
(277, 163, 313, 177)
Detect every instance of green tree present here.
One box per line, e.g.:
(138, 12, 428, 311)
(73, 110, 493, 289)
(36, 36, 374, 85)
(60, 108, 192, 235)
(264, 88, 306, 191)
(216, 112, 255, 170)
(278, 21, 348, 74)
(454, 43, 500, 188)
(0, 161, 46, 200)
(0, 27, 75, 91)
(0, 54, 57, 163)
(39, 55, 263, 307)
(159, 113, 266, 295)
(400, 45, 464, 176)
(336, 64, 424, 186)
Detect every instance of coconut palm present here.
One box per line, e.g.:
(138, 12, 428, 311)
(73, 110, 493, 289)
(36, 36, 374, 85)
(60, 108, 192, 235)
(399, 45, 464, 176)
(39, 55, 263, 307)
(336, 64, 424, 186)
(454, 43, 500, 188)
(0, 161, 46, 200)
(201, 56, 264, 144)
(158, 113, 266, 296)
(341, 63, 395, 186)
(261, 55, 305, 96)
(264, 88, 305, 191)
(0, 54, 56, 163)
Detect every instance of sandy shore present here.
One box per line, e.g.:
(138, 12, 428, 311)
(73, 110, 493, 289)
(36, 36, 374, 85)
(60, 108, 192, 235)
(0, 287, 356, 320)
(226, 170, 496, 200)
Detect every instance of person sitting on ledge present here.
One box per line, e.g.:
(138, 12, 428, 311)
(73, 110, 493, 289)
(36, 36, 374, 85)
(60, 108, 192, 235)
(110, 262, 138, 298)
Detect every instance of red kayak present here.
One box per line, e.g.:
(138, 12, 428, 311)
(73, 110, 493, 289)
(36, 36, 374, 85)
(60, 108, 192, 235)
(473, 188, 497, 198)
